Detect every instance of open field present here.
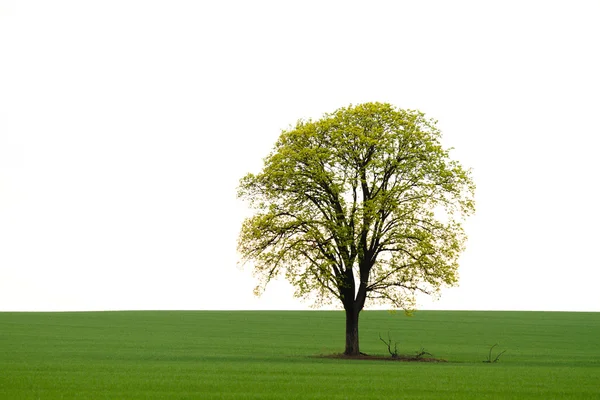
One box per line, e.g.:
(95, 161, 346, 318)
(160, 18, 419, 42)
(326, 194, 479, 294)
(1, 310, 599, 399)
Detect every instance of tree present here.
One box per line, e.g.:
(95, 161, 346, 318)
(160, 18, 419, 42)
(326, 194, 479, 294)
(237, 102, 475, 356)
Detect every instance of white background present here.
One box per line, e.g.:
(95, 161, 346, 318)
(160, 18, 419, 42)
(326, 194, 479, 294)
(1, 1, 599, 311)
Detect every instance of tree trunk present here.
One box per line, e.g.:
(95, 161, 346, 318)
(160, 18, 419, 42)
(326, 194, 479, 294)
(344, 306, 360, 356)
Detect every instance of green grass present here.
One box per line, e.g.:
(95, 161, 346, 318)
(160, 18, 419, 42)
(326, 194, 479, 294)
(1, 310, 599, 399)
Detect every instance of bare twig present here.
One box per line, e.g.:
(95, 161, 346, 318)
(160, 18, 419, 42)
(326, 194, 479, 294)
(483, 344, 506, 363)
(379, 332, 399, 358)
(415, 347, 432, 359)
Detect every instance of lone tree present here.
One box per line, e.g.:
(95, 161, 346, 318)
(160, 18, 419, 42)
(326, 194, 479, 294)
(238, 103, 475, 356)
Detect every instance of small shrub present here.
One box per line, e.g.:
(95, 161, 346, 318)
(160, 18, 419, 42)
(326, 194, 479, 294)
(415, 347, 432, 359)
(379, 332, 399, 358)
(483, 344, 506, 363)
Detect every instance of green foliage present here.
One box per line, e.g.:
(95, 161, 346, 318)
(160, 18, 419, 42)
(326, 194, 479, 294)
(238, 102, 475, 310)
(1, 311, 599, 399)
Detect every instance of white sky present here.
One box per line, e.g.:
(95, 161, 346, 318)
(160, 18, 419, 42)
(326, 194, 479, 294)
(1, 0, 599, 312)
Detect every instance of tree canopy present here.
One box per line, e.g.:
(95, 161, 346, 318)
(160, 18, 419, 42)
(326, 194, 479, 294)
(237, 102, 475, 355)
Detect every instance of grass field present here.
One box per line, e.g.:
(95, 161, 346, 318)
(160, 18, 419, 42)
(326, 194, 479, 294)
(1, 310, 599, 399)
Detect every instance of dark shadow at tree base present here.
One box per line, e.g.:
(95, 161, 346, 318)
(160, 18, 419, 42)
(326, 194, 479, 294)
(314, 353, 447, 363)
